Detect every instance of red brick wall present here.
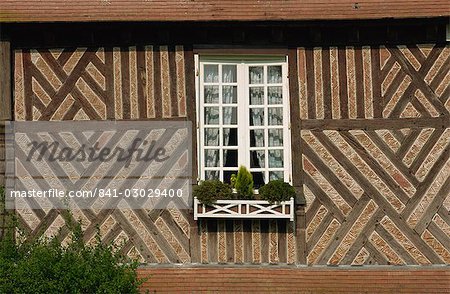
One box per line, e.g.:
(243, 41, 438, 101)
(137, 267, 450, 293)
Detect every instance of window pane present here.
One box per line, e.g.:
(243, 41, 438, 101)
(204, 85, 219, 103)
(223, 150, 238, 167)
(250, 130, 265, 147)
(204, 64, 219, 83)
(268, 129, 283, 147)
(268, 86, 282, 104)
(250, 108, 264, 126)
(224, 171, 238, 184)
(222, 65, 237, 83)
(250, 150, 265, 168)
(268, 66, 282, 84)
(204, 128, 220, 146)
(205, 107, 219, 125)
(205, 149, 220, 167)
(269, 171, 284, 181)
(205, 170, 219, 180)
(249, 66, 264, 84)
(223, 107, 237, 125)
(268, 108, 283, 125)
(249, 87, 264, 105)
(268, 150, 283, 168)
(222, 86, 237, 104)
(252, 172, 265, 189)
(223, 128, 238, 146)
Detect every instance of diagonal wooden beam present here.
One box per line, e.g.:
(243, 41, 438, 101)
(388, 47, 446, 117)
(112, 209, 158, 263)
(340, 131, 410, 205)
(313, 131, 443, 263)
(401, 145, 449, 219)
(317, 194, 371, 264)
(375, 225, 417, 264)
(409, 128, 445, 174)
(302, 172, 346, 223)
(302, 138, 358, 206)
(437, 207, 450, 227)
(36, 50, 97, 120)
(36, 50, 104, 120)
(365, 241, 389, 265)
(306, 211, 334, 252)
(426, 221, 450, 253)
(380, 56, 396, 81)
(382, 69, 406, 109)
(305, 198, 321, 227)
(160, 210, 190, 254)
(396, 129, 422, 159)
(340, 209, 384, 264)
(406, 45, 426, 64)
(365, 130, 419, 187)
(133, 208, 182, 263)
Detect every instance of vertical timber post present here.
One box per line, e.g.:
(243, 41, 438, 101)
(184, 45, 201, 263)
(295, 203, 307, 264)
(288, 47, 307, 264)
(0, 33, 12, 240)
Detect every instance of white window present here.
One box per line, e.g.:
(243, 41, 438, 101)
(196, 56, 291, 188)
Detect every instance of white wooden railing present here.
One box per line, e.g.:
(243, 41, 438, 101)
(194, 197, 294, 221)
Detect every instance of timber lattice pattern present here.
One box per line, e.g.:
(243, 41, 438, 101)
(299, 44, 450, 265)
(13, 46, 194, 263)
(14, 46, 188, 121)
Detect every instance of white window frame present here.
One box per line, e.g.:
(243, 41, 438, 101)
(195, 55, 292, 186)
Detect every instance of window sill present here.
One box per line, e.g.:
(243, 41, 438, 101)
(193, 197, 294, 221)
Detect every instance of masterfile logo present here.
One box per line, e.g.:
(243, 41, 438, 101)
(5, 121, 192, 210)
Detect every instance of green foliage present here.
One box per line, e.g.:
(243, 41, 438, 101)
(193, 180, 233, 205)
(259, 180, 296, 204)
(0, 193, 146, 294)
(235, 166, 254, 200)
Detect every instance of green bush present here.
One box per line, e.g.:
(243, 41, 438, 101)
(0, 192, 146, 294)
(235, 166, 254, 200)
(259, 180, 296, 204)
(193, 180, 233, 205)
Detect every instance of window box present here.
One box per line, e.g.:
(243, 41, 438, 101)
(193, 197, 295, 221)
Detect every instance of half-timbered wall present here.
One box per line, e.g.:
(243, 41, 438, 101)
(14, 46, 189, 121)
(299, 45, 449, 265)
(13, 46, 195, 263)
(11, 44, 450, 265)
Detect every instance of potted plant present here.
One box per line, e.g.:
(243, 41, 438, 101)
(258, 180, 296, 204)
(194, 166, 295, 221)
(233, 165, 255, 200)
(193, 179, 233, 206)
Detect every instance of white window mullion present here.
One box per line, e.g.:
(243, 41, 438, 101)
(264, 65, 270, 183)
(239, 63, 248, 169)
(197, 57, 204, 181)
(218, 64, 223, 181)
(283, 61, 292, 184)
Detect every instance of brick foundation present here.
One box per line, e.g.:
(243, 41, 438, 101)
(138, 266, 450, 293)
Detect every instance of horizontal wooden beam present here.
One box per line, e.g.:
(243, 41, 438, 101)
(300, 117, 449, 131)
(1, 1, 449, 23)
